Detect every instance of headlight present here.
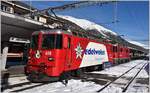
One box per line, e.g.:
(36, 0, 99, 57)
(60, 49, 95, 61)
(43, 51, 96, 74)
(48, 57, 54, 61)
(35, 50, 41, 59)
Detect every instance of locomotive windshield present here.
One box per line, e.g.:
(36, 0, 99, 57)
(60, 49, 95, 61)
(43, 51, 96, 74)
(30, 35, 38, 49)
(42, 34, 62, 49)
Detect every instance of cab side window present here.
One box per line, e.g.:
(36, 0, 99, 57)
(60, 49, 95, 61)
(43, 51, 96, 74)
(68, 38, 71, 49)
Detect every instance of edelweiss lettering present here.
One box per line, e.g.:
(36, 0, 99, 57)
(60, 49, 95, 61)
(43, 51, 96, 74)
(85, 48, 105, 55)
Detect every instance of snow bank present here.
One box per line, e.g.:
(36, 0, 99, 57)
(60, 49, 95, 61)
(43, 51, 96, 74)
(59, 15, 117, 36)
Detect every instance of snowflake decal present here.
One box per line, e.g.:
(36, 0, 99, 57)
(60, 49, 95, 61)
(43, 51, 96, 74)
(75, 43, 83, 59)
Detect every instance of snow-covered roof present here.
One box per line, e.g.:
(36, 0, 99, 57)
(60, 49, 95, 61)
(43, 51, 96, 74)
(127, 39, 149, 49)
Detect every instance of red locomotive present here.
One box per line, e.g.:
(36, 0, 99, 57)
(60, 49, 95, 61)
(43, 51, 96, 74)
(25, 29, 131, 82)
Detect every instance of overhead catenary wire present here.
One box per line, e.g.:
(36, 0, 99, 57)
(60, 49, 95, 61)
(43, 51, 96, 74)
(113, 1, 118, 24)
(96, 1, 119, 26)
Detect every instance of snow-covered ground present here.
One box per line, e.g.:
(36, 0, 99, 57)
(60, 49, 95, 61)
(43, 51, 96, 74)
(8, 76, 28, 85)
(91, 60, 148, 78)
(2, 60, 149, 93)
(91, 60, 149, 93)
(3, 79, 102, 93)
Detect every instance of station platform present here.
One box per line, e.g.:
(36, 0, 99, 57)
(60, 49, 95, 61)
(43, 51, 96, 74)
(1, 65, 26, 77)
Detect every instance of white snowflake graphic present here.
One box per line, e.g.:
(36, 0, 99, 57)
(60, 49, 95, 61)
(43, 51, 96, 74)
(75, 43, 83, 59)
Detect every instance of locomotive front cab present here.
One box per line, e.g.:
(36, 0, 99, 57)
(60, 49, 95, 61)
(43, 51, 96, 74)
(26, 30, 70, 82)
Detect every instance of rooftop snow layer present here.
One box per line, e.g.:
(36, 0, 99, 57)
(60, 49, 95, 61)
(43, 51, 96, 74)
(126, 39, 148, 49)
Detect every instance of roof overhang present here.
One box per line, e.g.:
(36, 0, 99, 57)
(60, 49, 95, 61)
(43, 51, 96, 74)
(1, 11, 53, 42)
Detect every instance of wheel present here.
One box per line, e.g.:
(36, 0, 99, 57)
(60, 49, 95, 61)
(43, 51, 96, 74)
(98, 64, 103, 70)
(59, 72, 70, 86)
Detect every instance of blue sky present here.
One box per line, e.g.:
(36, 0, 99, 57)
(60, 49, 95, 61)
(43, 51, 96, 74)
(23, 1, 149, 47)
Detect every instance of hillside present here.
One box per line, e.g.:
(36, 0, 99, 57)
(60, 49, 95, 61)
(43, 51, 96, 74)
(46, 15, 147, 53)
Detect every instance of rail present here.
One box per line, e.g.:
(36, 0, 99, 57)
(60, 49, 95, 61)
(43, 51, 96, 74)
(122, 62, 147, 92)
(97, 62, 147, 92)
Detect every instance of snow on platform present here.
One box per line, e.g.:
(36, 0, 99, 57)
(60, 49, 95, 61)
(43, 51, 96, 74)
(8, 76, 28, 85)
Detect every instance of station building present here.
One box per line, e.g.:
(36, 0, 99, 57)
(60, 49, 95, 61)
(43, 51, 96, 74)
(1, 1, 51, 70)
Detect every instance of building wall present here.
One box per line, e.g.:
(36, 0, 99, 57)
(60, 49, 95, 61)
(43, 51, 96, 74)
(1, 1, 47, 24)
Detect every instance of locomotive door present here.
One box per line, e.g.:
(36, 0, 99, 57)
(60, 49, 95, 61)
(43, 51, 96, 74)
(64, 35, 72, 70)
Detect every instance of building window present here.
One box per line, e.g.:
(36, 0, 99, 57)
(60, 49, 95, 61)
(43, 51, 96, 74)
(1, 4, 12, 13)
(1, 4, 7, 11)
(39, 16, 47, 23)
(34, 16, 38, 21)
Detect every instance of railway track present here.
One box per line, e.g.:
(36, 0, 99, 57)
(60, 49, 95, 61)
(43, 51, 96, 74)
(96, 62, 148, 93)
(11, 83, 49, 92)
(1, 81, 51, 93)
(2, 61, 147, 93)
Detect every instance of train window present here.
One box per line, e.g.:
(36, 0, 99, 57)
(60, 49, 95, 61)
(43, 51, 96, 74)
(116, 47, 118, 52)
(42, 34, 62, 49)
(72, 32, 77, 36)
(42, 34, 55, 49)
(113, 46, 114, 52)
(113, 46, 118, 52)
(120, 48, 123, 52)
(30, 35, 38, 49)
(68, 38, 71, 48)
(78, 33, 83, 37)
(56, 34, 62, 49)
(113, 46, 115, 52)
(82, 34, 87, 38)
